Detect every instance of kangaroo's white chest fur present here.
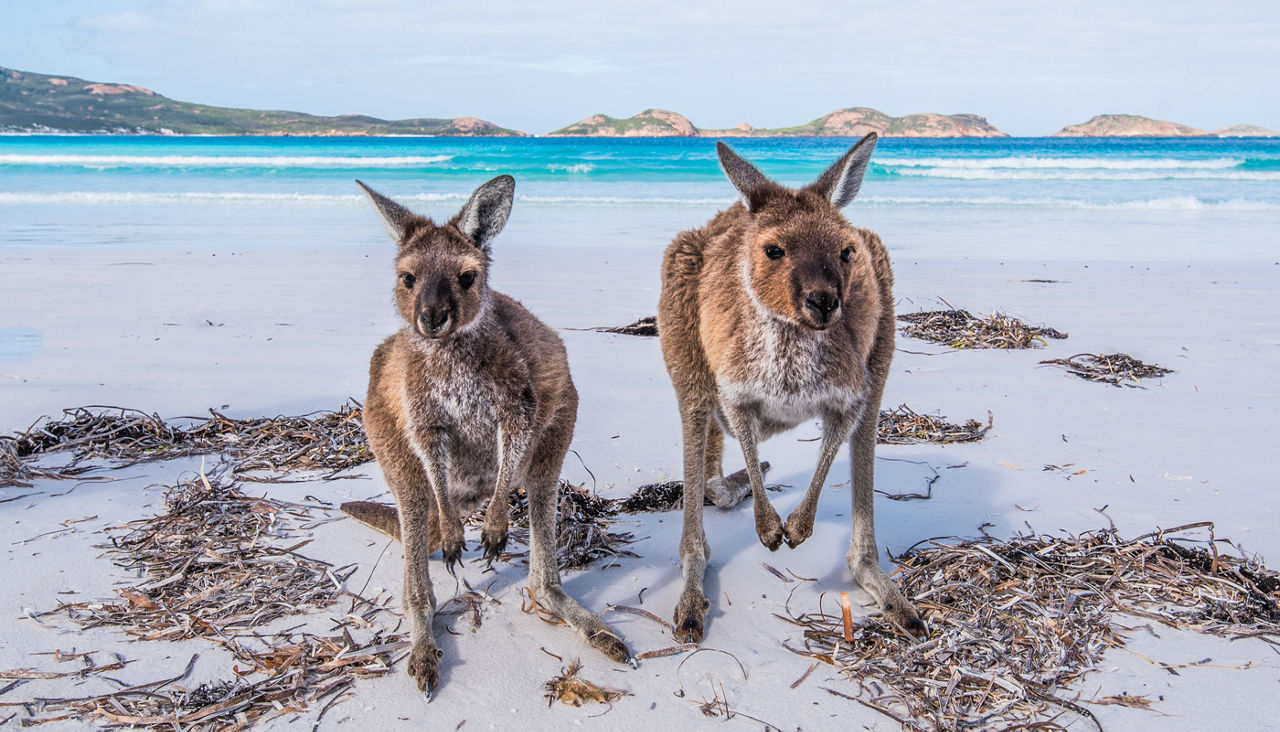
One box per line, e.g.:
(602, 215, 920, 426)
(404, 329, 509, 511)
(717, 317, 868, 434)
(410, 340, 501, 436)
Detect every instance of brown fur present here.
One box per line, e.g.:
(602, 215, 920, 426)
(345, 177, 632, 697)
(657, 134, 925, 643)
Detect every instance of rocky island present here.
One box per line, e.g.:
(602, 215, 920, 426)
(1213, 124, 1278, 137)
(738, 108, 1007, 137)
(548, 107, 1008, 138)
(1054, 114, 1211, 137)
(547, 108, 698, 137)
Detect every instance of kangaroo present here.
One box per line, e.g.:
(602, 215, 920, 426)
(341, 176, 632, 697)
(657, 133, 926, 643)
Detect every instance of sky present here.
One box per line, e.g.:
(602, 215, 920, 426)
(3, 0, 1278, 136)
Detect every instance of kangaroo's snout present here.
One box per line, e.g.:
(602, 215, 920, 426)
(805, 289, 839, 316)
(802, 288, 840, 328)
(417, 305, 452, 338)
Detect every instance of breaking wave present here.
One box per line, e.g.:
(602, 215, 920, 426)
(874, 155, 1280, 181)
(0, 154, 455, 168)
(1, 191, 1275, 210)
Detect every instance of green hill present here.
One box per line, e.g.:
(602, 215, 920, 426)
(0, 66, 524, 136)
(547, 109, 699, 137)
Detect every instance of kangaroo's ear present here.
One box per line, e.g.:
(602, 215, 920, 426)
(356, 179, 418, 243)
(717, 141, 781, 213)
(807, 132, 877, 208)
(456, 175, 515, 251)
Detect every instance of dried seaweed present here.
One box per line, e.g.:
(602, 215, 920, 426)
(784, 523, 1280, 730)
(876, 404, 993, 445)
(11, 468, 405, 728)
(595, 316, 658, 337)
(616, 480, 685, 514)
(502, 481, 637, 569)
(5, 630, 405, 729)
(0, 402, 372, 487)
(899, 308, 1067, 349)
(41, 467, 349, 642)
(1040, 353, 1174, 388)
(544, 659, 628, 707)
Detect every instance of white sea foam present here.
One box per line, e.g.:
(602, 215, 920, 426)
(860, 195, 1279, 210)
(886, 168, 1280, 182)
(0, 154, 455, 168)
(0, 191, 737, 207)
(1, 191, 1275, 211)
(880, 156, 1243, 170)
(547, 163, 595, 174)
(0, 192, 400, 206)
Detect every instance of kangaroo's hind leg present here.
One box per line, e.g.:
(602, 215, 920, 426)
(364, 409, 446, 696)
(846, 379, 926, 637)
(523, 388, 634, 666)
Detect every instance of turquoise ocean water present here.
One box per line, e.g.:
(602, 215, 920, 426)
(1, 135, 1278, 259)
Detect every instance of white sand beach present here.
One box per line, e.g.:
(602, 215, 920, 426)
(3, 189, 1279, 731)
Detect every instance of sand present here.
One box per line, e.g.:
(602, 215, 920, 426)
(2, 233, 1279, 729)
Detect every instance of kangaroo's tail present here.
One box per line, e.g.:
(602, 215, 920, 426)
(340, 501, 402, 541)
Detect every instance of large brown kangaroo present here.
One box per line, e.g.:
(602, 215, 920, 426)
(341, 177, 632, 697)
(657, 133, 926, 643)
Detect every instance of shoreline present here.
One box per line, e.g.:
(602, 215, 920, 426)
(5, 131, 1275, 139)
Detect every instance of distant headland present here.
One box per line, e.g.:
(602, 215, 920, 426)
(2, 65, 1274, 138)
(0, 66, 525, 137)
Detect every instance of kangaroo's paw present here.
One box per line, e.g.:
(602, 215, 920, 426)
(673, 591, 710, 643)
(440, 535, 465, 576)
(587, 627, 635, 667)
(480, 523, 508, 563)
(754, 504, 784, 551)
(782, 509, 815, 548)
(406, 642, 443, 698)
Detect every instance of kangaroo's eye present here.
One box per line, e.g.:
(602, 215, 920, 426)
(841, 247, 854, 263)
(400, 272, 416, 289)
(458, 271, 476, 289)
(764, 245, 785, 260)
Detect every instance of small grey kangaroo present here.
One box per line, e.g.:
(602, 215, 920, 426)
(340, 176, 632, 697)
(657, 133, 926, 643)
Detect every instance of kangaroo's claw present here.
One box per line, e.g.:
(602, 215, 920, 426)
(480, 525, 508, 563)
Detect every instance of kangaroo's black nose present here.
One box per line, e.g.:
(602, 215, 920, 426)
(804, 290, 840, 317)
(420, 308, 451, 336)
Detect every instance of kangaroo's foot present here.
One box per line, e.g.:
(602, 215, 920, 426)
(782, 508, 816, 548)
(882, 597, 927, 637)
(586, 625, 634, 666)
(852, 558, 928, 638)
(754, 501, 784, 551)
(480, 518, 508, 564)
(672, 590, 710, 643)
(531, 584, 636, 667)
(406, 642, 443, 698)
